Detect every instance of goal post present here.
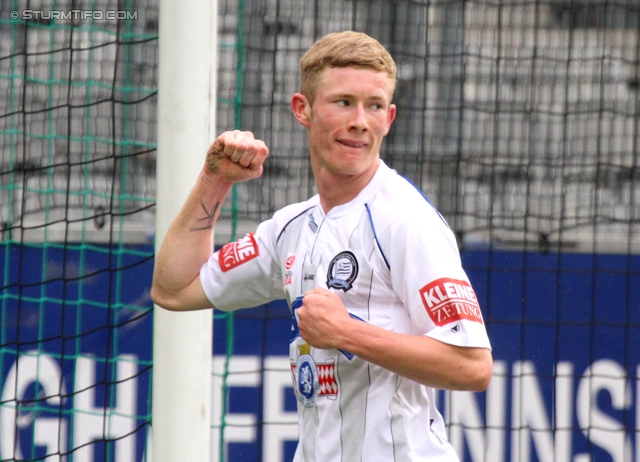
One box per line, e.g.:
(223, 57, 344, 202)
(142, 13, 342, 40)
(152, 0, 218, 461)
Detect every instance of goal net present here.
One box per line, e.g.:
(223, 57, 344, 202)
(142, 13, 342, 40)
(1, 1, 156, 460)
(2, 0, 639, 461)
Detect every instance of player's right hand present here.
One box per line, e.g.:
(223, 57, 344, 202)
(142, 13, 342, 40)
(204, 130, 268, 183)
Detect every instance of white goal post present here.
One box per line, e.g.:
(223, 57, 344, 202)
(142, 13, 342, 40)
(152, 0, 218, 460)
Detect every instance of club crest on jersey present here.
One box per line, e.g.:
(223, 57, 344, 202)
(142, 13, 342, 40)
(295, 343, 319, 407)
(326, 251, 358, 291)
(291, 343, 338, 406)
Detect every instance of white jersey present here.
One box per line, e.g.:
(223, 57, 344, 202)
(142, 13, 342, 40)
(201, 160, 491, 462)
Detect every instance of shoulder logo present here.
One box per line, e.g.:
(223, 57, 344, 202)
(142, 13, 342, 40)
(326, 251, 359, 292)
(419, 278, 484, 326)
(218, 233, 259, 272)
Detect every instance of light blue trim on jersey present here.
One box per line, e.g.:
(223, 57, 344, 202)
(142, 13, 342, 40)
(400, 175, 451, 228)
(364, 203, 391, 271)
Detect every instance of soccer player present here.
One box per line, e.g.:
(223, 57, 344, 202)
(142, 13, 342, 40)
(151, 30, 493, 461)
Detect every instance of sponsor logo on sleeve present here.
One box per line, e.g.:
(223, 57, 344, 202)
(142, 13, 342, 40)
(419, 278, 484, 326)
(218, 233, 259, 272)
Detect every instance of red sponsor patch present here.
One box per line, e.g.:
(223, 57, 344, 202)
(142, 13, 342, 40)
(218, 233, 259, 272)
(285, 255, 296, 271)
(419, 278, 484, 326)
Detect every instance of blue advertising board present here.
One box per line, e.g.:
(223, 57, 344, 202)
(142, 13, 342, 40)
(0, 243, 154, 462)
(1, 244, 639, 461)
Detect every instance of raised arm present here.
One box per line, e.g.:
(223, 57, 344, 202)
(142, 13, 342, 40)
(151, 130, 268, 311)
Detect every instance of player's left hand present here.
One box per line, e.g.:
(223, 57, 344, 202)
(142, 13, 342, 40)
(297, 287, 352, 350)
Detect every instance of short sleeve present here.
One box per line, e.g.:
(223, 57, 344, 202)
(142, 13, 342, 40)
(200, 219, 285, 311)
(386, 203, 491, 349)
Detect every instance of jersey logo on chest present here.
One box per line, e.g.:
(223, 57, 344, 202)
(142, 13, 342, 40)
(326, 251, 359, 292)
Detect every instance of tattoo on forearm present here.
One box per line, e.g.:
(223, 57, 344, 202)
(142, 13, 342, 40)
(190, 201, 220, 231)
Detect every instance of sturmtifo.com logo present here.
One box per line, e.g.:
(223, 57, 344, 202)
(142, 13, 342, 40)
(10, 9, 138, 20)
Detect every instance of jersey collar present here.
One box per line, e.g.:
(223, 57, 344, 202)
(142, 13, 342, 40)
(320, 160, 393, 219)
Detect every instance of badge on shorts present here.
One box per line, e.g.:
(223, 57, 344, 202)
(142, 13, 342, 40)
(326, 251, 358, 292)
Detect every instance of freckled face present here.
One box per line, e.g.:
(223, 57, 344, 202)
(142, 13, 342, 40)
(295, 67, 396, 180)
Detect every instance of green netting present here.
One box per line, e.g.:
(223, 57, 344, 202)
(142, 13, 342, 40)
(4, 0, 640, 461)
(1, 1, 156, 460)
(212, 0, 245, 456)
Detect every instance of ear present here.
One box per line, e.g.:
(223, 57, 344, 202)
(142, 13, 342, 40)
(383, 103, 397, 136)
(291, 93, 312, 128)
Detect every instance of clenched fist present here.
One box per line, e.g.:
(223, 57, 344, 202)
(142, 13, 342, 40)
(297, 287, 353, 350)
(205, 130, 268, 183)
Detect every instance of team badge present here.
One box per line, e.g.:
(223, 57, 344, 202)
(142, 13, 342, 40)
(295, 343, 319, 407)
(291, 342, 338, 405)
(326, 251, 358, 291)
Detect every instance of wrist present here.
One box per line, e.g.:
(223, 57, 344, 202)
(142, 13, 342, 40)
(198, 168, 235, 193)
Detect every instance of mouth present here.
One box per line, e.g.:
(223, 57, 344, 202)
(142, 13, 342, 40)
(338, 140, 367, 148)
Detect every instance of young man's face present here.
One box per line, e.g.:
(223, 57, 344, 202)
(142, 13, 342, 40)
(294, 66, 396, 180)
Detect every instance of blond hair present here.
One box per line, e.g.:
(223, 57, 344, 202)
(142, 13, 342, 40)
(299, 31, 397, 103)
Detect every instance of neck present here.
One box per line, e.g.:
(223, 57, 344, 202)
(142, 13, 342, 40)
(314, 160, 380, 214)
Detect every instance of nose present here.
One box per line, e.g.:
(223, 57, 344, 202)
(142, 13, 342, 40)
(349, 104, 368, 131)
